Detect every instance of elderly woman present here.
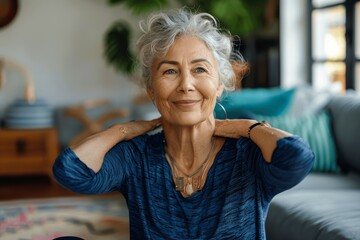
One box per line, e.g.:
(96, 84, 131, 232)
(53, 9, 314, 239)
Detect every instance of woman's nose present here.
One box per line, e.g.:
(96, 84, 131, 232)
(177, 72, 195, 93)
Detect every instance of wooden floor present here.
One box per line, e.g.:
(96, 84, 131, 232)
(0, 175, 83, 201)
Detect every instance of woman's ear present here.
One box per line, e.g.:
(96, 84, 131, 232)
(147, 88, 158, 108)
(216, 83, 224, 98)
(147, 87, 154, 101)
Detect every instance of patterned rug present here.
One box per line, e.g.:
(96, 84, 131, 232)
(0, 195, 129, 240)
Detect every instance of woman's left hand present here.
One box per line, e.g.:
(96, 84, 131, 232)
(214, 119, 255, 139)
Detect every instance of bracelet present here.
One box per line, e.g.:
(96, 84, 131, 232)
(247, 121, 271, 140)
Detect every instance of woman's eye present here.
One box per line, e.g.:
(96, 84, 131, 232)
(195, 67, 206, 73)
(164, 69, 177, 75)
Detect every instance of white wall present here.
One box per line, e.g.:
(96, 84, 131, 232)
(280, 0, 309, 88)
(0, 0, 145, 118)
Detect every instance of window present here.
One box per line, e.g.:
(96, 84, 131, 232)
(310, 0, 360, 93)
(356, 2, 360, 90)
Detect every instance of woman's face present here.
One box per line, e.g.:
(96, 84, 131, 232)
(148, 35, 223, 126)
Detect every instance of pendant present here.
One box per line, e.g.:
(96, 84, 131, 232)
(186, 183, 194, 195)
(193, 178, 200, 190)
(175, 177, 184, 191)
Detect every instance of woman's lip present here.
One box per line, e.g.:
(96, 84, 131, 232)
(173, 100, 200, 105)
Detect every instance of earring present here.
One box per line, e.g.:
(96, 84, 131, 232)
(214, 100, 227, 119)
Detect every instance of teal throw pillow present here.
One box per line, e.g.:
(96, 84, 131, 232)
(254, 111, 339, 173)
(216, 88, 296, 119)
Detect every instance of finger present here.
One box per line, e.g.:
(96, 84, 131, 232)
(214, 119, 224, 125)
(152, 116, 162, 122)
(214, 120, 224, 132)
(150, 117, 162, 127)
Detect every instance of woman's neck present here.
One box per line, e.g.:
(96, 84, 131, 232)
(162, 118, 215, 173)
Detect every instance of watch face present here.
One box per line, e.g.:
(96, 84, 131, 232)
(0, 0, 18, 28)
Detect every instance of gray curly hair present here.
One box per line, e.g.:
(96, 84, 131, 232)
(136, 9, 244, 91)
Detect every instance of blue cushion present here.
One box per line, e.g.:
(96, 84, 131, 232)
(254, 111, 339, 173)
(216, 88, 296, 119)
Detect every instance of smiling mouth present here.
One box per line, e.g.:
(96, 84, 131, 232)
(173, 100, 201, 106)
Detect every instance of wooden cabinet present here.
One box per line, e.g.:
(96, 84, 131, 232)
(0, 128, 59, 178)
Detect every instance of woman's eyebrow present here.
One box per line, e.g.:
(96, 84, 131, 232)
(157, 58, 212, 70)
(191, 58, 212, 66)
(157, 60, 178, 70)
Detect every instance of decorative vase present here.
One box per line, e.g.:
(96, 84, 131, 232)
(4, 99, 53, 129)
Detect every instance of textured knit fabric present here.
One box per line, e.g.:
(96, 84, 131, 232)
(53, 133, 314, 240)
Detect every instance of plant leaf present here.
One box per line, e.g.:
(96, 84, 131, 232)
(104, 21, 135, 74)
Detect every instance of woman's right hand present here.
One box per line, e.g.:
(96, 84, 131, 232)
(116, 117, 162, 141)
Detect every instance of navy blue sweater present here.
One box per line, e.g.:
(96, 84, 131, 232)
(53, 132, 314, 239)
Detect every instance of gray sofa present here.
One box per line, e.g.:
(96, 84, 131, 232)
(265, 93, 360, 240)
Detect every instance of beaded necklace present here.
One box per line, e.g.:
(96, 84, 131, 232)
(164, 139, 215, 196)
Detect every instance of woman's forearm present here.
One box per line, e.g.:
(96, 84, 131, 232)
(247, 121, 292, 162)
(69, 118, 162, 173)
(215, 119, 292, 163)
(70, 124, 127, 173)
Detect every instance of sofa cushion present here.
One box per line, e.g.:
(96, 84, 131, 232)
(254, 111, 339, 173)
(266, 190, 360, 240)
(326, 94, 360, 173)
(217, 87, 296, 119)
(287, 87, 332, 117)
